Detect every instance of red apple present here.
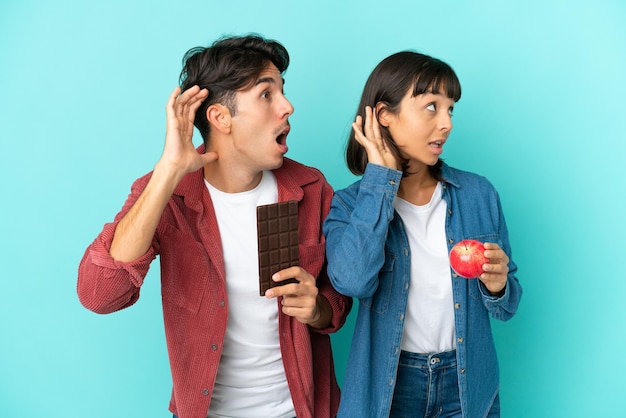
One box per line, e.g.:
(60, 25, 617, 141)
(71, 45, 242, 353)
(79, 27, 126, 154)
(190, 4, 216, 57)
(449, 239, 488, 279)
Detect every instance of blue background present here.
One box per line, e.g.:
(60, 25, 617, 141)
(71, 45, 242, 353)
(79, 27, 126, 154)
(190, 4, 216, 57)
(1, 1, 625, 416)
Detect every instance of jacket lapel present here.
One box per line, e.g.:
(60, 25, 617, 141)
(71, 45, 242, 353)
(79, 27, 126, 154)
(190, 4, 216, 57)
(173, 167, 227, 286)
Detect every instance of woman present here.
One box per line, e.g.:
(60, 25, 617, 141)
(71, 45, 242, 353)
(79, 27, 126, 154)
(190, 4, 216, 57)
(323, 51, 522, 417)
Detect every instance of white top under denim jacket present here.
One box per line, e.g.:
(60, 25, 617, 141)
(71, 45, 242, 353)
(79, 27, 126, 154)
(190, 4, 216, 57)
(323, 162, 523, 418)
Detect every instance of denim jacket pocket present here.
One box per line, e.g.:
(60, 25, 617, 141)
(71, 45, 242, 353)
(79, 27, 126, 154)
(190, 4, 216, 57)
(361, 254, 396, 314)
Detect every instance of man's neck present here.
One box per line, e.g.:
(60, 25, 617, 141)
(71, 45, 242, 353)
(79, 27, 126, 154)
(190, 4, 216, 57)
(203, 161, 264, 194)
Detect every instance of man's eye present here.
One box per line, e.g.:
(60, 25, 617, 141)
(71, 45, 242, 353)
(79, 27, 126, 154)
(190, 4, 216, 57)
(261, 91, 270, 99)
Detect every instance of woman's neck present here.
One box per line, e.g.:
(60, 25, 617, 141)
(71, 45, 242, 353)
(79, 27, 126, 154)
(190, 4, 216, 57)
(397, 169, 438, 206)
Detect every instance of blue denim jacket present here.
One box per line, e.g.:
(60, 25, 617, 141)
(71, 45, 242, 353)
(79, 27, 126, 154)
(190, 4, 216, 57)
(323, 163, 522, 418)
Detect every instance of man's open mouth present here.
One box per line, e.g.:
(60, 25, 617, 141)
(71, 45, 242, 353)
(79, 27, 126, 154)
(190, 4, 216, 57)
(276, 126, 290, 145)
(276, 132, 288, 145)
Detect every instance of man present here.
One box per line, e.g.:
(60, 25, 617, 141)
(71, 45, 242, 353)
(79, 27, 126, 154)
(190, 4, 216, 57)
(77, 34, 352, 418)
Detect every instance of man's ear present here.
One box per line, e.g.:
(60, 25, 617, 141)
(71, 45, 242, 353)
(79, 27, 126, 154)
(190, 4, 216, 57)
(206, 104, 232, 134)
(375, 102, 393, 127)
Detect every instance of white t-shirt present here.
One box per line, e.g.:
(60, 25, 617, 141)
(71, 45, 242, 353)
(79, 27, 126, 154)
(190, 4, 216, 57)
(394, 182, 457, 354)
(205, 171, 296, 418)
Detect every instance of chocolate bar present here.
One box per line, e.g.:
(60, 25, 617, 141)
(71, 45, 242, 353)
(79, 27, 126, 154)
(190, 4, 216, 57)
(256, 200, 300, 296)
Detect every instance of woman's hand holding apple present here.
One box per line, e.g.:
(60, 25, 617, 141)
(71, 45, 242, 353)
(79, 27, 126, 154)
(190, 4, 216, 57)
(479, 242, 509, 296)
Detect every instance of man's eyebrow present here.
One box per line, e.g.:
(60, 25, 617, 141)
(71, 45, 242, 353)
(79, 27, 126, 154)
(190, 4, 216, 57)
(254, 76, 285, 86)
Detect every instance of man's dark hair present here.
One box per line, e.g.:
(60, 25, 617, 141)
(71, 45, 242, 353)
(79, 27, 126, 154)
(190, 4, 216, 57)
(346, 51, 462, 178)
(179, 34, 290, 144)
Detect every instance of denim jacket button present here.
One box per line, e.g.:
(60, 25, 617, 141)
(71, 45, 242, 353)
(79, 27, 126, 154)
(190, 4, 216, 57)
(455, 303, 461, 309)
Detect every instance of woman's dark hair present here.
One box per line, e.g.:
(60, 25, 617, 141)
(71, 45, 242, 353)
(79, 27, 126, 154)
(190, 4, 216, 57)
(179, 34, 290, 144)
(346, 51, 462, 178)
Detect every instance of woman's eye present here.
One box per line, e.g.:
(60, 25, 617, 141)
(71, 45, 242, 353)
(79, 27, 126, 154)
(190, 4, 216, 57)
(426, 103, 436, 112)
(261, 91, 270, 99)
(448, 107, 455, 116)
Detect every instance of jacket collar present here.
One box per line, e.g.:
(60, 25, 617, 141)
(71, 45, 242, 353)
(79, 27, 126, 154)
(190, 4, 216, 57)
(274, 157, 318, 202)
(440, 162, 461, 189)
(172, 167, 206, 215)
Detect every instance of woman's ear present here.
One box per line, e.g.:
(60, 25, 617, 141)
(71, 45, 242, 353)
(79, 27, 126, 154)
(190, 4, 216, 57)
(206, 104, 232, 134)
(375, 102, 391, 127)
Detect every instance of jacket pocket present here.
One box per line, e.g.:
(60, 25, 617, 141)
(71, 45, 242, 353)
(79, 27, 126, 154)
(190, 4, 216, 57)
(159, 225, 210, 313)
(361, 254, 395, 314)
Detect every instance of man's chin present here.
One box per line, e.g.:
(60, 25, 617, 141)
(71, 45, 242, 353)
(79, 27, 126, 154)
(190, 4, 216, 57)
(264, 156, 285, 171)
(273, 157, 285, 169)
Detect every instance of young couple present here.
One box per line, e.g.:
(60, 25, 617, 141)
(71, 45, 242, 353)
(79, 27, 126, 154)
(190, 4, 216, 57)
(78, 34, 522, 418)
